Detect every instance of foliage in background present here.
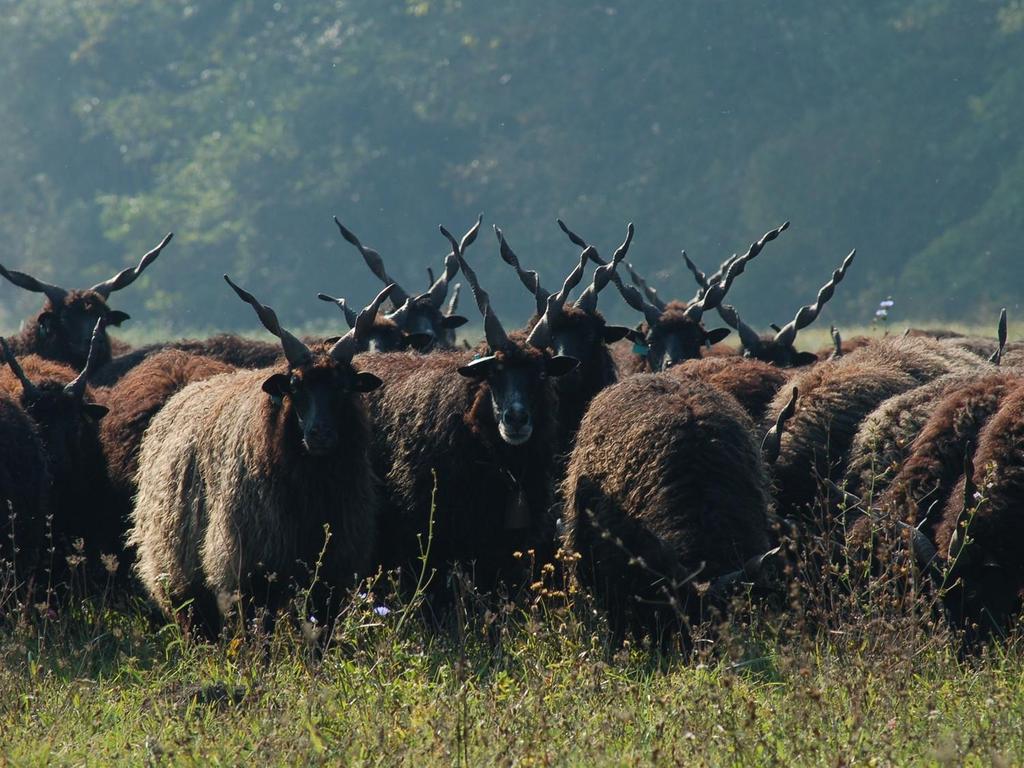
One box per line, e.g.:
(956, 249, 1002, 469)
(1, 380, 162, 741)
(0, 1, 1022, 334)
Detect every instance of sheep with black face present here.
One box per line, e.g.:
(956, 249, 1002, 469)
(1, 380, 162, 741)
(365, 225, 578, 596)
(334, 217, 472, 352)
(128, 279, 391, 631)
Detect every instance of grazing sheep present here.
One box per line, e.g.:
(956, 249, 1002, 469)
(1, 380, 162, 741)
(365, 226, 579, 596)
(334, 216, 475, 351)
(933, 381, 1024, 634)
(129, 280, 392, 629)
(0, 324, 116, 575)
(766, 336, 993, 520)
(0, 234, 173, 372)
(99, 349, 234, 525)
(843, 372, 981, 502)
(557, 221, 788, 373)
(561, 373, 772, 643)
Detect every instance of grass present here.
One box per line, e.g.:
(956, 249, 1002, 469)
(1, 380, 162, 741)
(1, 543, 1023, 767)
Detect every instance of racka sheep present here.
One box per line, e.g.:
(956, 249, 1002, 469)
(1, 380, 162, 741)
(129, 279, 392, 631)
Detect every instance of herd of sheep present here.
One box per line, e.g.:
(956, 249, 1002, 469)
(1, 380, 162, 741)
(0, 216, 1021, 644)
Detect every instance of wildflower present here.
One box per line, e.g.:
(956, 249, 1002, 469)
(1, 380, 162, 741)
(100, 553, 119, 575)
(879, 298, 895, 308)
(875, 309, 888, 319)
(374, 605, 391, 617)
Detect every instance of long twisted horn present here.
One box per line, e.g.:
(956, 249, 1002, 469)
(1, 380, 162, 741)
(444, 225, 509, 350)
(526, 250, 590, 349)
(0, 337, 41, 400)
(557, 218, 662, 326)
(224, 275, 312, 368)
(684, 222, 789, 322)
(91, 233, 174, 298)
(317, 293, 358, 328)
(495, 225, 546, 315)
(446, 283, 461, 316)
(0, 263, 68, 306)
(576, 223, 635, 314)
(990, 308, 1008, 365)
(830, 326, 843, 359)
(333, 217, 411, 307)
(683, 252, 710, 302)
(624, 261, 665, 312)
(330, 284, 395, 363)
(762, 387, 798, 465)
(773, 249, 855, 348)
(427, 214, 481, 309)
(716, 304, 764, 354)
(64, 318, 106, 400)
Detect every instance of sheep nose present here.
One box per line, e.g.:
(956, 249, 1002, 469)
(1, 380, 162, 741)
(503, 404, 530, 430)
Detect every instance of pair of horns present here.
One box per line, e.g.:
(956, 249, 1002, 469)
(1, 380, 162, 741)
(442, 222, 510, 351)
(335, 216, 482, 313)
(0, 233, 173, 305)
(224, 276, 394, 366)
(682, 222, 790, 324)
(0, 318, 106, 402)
(716, 248, 854, 352)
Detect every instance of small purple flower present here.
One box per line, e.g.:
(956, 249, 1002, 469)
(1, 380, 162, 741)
(374, 605, 391, 617)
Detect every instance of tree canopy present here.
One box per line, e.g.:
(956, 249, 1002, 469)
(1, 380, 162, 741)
(1, 1, 1021, 333)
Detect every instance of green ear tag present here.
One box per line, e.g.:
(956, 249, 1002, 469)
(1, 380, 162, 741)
(633, 342, 649, 356)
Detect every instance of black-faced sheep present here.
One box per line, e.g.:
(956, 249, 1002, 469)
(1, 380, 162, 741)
(334, 216, 474, 351)
(558, 221, 788, 373)
(495, 222, 636, 442)
(0, 233, 173, 372)
(0, 391, 49, 584)
(128, 279, 392, 630)
(364, 226, 579, 597)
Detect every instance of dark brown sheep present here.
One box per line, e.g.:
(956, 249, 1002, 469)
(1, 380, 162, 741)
(0, 233, 173, 372)
(766, 336, 993, 520)
(364, 226, 579, 596)
(129, 280, 392, 630)
(99, 349, 234, 526)
(0, 324, 117, 577)
(561, 373, 772, 643)
(0, 392, 50, 582)
(843, 372, 981, 502)
(932, 381, 1024, 634)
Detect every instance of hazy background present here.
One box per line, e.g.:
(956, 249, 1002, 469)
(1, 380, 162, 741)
(1, 1, 1021, 336)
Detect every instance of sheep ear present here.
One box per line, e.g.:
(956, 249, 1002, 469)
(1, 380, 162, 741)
(705, 327, 731, 345)
(793, 351, 819, 366)
(601, 325, 632, 343)
(262, 373, 290, 398)
(84, 402, 109, 421)
(106, 310, 130, 326)
(36, 311, 55, 338)
(441, 314, 468, 329)
(353, 372, 383, 392)
(546, 355, 580, 377)
(404, 333, 433, 352)
(458, 355, 496, 379)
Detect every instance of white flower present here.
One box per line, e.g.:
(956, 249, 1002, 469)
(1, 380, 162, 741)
(879, 298, 895, 308)
(875, 309, 888, 318)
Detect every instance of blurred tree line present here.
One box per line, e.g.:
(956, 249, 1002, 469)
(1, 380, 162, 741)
(0, 0, 1021, 333)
